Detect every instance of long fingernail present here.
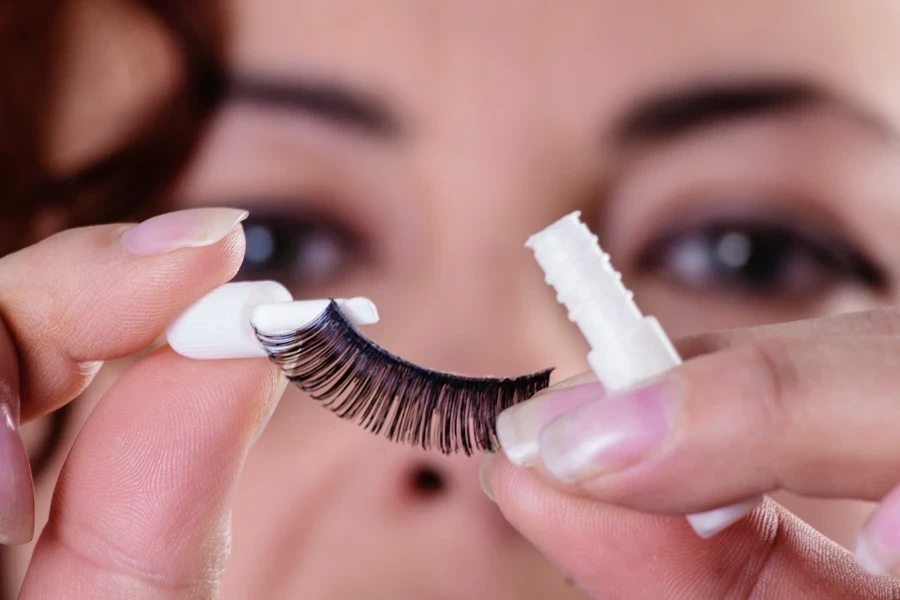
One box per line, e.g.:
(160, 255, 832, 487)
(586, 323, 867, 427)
(496, 383, 604, 467)
(122, 208, 248, 256)
(538, 380, 679, 483)
(0, 405, 34, 545)
(479, 453, 496, 502)
(855, 485, 900, 576)
(251, 374, 289, 446)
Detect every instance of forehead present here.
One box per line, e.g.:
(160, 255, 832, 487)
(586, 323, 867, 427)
(225, 0, 900, 129)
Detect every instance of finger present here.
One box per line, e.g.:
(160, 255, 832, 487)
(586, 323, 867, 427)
(20, 347, 284, 599)
(484, 454, 899, 600)
(0, 320, 32, 544)
(0, 207, 248, 420)
(675, 306, 900, 358)
(509, 334, 900, 516)
(499, 307, 900, 471)
(857, 483, 900, 578)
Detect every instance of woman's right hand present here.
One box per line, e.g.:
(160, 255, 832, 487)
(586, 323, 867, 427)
(0, 208, 286, 599)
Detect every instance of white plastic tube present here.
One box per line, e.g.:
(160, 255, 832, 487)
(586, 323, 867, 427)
(166, 281, 379, 360)
(527, 212, 760, 538)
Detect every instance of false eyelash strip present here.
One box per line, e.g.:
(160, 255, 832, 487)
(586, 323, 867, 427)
(254, 300, 553, 455)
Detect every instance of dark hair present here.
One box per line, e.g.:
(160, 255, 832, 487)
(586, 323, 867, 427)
(0, 2, 224, 594)
(0, 0, 226, 253)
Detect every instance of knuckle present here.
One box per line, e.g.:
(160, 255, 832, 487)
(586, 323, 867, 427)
(745, 338, 802, 438)
(676, 330, 743, 359)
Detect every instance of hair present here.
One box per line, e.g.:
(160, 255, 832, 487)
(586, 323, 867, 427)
(256, 300, 553, 455)
(0, 0, 226, 253)
(0, 1, 223, 594)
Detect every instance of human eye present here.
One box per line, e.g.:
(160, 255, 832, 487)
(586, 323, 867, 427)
(235, 206, 368, 290)
(635, 209, 886, 300)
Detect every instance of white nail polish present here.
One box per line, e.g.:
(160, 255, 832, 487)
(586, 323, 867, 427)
(687, 497, 761, 538)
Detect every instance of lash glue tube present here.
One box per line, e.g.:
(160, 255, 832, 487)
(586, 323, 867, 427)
(527, 212, 760, 538)
(166, 281, 379, 360)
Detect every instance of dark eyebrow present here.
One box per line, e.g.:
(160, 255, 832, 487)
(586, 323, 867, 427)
(612, 80, 893, 145)
(226, 73, 403, 138)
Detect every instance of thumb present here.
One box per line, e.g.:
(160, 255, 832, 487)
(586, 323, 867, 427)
(19, 349, 285, 599)
(482, 454, 899, 600)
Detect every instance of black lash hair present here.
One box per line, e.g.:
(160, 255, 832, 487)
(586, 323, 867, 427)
(254, 300, 553, 455)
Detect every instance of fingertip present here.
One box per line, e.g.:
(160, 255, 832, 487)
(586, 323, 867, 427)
(855, 484, 900, 577)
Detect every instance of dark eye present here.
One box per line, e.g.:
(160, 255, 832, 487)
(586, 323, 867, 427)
(237, 212, 362, 288)
(639, 219, 885, 299)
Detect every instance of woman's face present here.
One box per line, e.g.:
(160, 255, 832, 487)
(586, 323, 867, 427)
(21, 0, 900, 598)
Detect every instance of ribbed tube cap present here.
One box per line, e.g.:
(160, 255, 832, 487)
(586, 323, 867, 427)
(527, 211, 681, 390)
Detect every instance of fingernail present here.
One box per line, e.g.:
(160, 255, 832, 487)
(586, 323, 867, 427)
(496, 383, 604, 467)
(855, 485, 900, 576)
(479, 453, 496, 502)
(0, 405, 34, 545)
(251, 374, 289, 446)
(538, 380, 679, 483)
(687, 497, 762, 539)
(121, 208, 248, 256)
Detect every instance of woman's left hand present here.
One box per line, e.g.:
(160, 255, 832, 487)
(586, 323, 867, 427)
(482, 308, 900, 599)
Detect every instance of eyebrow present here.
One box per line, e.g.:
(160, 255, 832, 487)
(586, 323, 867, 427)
(612, 80, 893, 145)
(226, 73, 403, 138)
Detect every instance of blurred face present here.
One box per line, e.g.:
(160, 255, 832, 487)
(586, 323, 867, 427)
(18, 0, 900, 598)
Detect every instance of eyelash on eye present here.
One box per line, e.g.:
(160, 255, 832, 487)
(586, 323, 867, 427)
(637, 215, 888, 294)
(235, 207, 369, 287)
(254, 301, 553, 455)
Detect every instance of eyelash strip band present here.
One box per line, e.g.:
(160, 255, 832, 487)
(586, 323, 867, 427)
(166, 281, 553, 454)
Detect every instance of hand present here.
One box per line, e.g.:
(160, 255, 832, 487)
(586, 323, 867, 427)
(483, 310, 900, 599)
(0, 208, 286, 598)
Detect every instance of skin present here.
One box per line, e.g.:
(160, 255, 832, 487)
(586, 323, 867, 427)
(5, 0, 900, 597)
